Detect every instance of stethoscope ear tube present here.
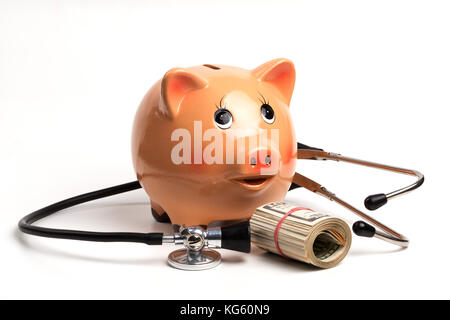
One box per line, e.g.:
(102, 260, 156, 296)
(296, 143, 425, 248)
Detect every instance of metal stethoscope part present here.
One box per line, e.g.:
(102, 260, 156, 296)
(295, 143, 424, 248)
(164, 223, 250, 270)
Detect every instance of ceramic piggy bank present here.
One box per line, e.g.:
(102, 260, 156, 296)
(132, 58, 297, 226)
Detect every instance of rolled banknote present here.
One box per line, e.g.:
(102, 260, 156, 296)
(250, 202, 352, 268)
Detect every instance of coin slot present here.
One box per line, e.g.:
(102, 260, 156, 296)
(203, 64, 220, 70)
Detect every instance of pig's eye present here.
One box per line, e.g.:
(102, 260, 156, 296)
(214, 109, 233, 129)
(261, 104, 275, 124)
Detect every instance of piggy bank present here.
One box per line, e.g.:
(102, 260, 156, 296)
(132, 58, 297, 226)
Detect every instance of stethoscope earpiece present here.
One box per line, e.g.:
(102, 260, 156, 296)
(352, 221, 376, 238)
(364, 194, 388, 211)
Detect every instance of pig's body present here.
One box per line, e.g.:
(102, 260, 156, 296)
(132, 59, 297, 226)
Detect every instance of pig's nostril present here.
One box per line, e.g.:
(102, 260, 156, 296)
(250, 157, 257, 166)
(265, 155, 271, 165)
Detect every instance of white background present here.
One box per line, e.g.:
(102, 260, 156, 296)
(1, 0, 449, 299)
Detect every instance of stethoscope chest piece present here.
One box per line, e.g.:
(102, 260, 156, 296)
(164, 223, 250, 270)
(168, 248, 221, 271)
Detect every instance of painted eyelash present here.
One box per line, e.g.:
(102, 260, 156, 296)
(215, 96, 227, 109)
(257, 92, 270, 105)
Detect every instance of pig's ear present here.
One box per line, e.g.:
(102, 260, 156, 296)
(161, 68, 208, 118)
(252, 58, 296, 105)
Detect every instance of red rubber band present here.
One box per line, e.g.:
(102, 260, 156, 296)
(274, 207, 312, 258)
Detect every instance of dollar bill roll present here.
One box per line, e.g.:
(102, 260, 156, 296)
(250, 202, 352, 269)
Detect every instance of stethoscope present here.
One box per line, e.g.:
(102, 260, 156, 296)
(18, 142, 424, 270)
